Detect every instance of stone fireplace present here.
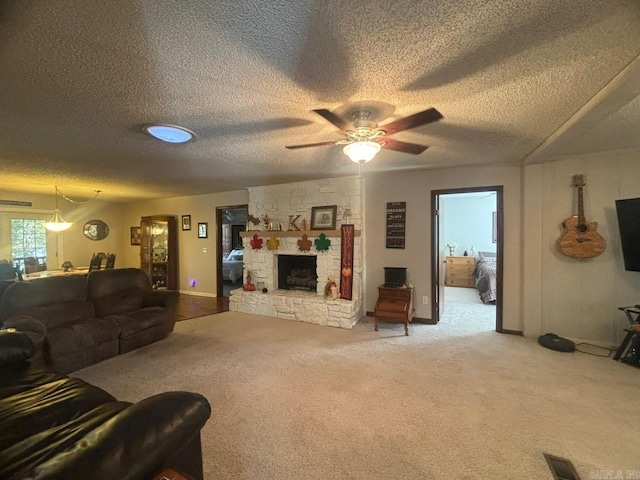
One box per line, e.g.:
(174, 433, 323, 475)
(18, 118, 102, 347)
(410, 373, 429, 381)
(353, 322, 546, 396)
(278, 255, 317, 291)
(228, 176, 365, 329)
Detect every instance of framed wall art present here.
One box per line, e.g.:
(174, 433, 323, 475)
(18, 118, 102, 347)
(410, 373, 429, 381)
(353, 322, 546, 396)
(198, 222, 208, 239)
(130, 226, 141, 245)
(182, 215, 191, 231)
(310, 205, 337, 230)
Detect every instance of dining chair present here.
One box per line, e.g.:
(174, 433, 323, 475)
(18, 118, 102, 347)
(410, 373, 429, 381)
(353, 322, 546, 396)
(89, 254, 102, 272)
(105, 254, 116, 269)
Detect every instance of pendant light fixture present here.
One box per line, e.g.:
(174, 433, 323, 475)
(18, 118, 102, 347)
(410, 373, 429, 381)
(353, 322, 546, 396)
(44, 186, 72, 232)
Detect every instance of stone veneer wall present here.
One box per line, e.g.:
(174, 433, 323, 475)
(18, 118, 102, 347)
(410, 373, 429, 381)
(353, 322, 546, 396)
(229, 176, 365, 329)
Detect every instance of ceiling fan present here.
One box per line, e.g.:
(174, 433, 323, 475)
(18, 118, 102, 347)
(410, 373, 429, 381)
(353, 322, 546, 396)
(285, 106, 443, 163)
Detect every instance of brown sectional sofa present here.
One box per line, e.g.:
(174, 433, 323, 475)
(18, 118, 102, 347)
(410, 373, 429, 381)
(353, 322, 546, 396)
(0, 268, 179, 373)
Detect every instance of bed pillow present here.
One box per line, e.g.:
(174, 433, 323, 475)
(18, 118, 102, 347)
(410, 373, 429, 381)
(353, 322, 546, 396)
(478, 251, 497, 264)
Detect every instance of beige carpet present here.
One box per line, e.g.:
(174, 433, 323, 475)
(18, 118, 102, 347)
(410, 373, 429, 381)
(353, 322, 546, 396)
(73, 310, 638, 479)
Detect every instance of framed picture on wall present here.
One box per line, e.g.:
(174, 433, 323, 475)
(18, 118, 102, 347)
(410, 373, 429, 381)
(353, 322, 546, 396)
(130, 226, 141, 245)
(198, 222, 208, 239)
(310, 205, 337, 230)
(182, 215, 191, 231)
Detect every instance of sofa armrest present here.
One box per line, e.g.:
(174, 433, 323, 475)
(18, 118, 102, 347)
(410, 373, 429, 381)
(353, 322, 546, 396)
(3, 315, 47, 347)
(0, 329, 36, 366)
(143, 289, 180, 309)
(27, 391, 211, 480)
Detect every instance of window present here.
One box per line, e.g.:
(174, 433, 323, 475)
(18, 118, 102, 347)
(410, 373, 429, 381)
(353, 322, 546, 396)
(11, 219, 47, 270)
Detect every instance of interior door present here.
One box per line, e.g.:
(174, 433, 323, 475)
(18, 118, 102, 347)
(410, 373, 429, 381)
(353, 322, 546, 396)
(430, 186, 504, 332)
(431, 193, 445, 322)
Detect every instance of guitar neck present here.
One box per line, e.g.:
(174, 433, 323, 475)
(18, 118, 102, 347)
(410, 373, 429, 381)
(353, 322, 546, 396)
(577, 185, 585, 226)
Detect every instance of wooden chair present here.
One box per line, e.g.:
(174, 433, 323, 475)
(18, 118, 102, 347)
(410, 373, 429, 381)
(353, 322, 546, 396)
(105, 254, 116, 269)
(89, 254, 102, 272)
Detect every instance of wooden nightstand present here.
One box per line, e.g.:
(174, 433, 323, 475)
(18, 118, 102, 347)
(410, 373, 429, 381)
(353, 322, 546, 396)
(374, 285, 415, 336)
(445, 256, 476, 288)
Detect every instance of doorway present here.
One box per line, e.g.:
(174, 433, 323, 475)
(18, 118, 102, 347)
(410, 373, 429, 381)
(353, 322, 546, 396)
(431, 186, 504, 332)
(216, 205, 248, 297)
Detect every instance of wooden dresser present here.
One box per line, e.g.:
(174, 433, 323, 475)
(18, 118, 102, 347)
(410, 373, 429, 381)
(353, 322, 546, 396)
(445, 256, 476, 288)
(373, 285, 415, 336)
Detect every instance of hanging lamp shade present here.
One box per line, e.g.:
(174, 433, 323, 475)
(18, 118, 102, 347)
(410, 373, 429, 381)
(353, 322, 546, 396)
(43, 186, 73, 232)
(44, 209, 72, 232)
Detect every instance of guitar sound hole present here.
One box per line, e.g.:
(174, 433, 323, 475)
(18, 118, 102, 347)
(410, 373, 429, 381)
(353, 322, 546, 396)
(575, 225, 588, 234)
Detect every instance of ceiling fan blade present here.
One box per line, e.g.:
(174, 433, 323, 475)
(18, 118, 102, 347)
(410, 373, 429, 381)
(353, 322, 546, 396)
(381, 138, 429, 155)
(285, 140, 338, 150)
(313, 109, 350, 131)
(379, 108, 443, 136)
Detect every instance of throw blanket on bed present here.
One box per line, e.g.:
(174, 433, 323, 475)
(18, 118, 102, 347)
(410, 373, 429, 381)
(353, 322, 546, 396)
(476, 260, 497, 303)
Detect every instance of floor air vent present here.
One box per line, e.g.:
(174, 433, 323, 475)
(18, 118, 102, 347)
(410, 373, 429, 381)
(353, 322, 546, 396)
(544, 453, 581, 480)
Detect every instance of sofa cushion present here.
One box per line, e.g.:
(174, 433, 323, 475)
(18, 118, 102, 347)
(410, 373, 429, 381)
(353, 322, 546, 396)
(0, 401, 131, 480)
(0, 377, 116, 452)
(92, 292, 145, 317)
(110, 307, 167, 337)
(87, 268, 152, 317)
(1, 276, 94, 328)
(0, 365, 66, 401)
(46, 317, 120, 358)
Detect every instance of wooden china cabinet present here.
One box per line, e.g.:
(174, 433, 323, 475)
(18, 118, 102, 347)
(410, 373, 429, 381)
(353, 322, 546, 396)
(140, 216, 177, 290)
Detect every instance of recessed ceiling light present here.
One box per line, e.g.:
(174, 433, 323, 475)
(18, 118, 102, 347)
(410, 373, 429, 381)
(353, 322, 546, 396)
(143, 124, 195, 143)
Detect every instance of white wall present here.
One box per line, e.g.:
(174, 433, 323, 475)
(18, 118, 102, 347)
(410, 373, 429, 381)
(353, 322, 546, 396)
(523, 150, 640, 344)
(122, 190, 248, 295)
(364, 165, 522, 331)
(442, 193, 497, 256)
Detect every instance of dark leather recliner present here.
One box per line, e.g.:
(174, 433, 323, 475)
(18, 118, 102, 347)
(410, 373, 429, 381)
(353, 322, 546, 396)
(0, 328, 211, 480)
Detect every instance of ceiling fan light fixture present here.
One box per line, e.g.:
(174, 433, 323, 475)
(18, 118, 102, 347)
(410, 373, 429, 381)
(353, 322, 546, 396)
(343, 141, 381, 163)
(143, 124, 195, 143)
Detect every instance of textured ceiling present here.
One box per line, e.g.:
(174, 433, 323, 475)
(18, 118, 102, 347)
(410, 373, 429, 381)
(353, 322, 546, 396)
(0, 0, 639, 202)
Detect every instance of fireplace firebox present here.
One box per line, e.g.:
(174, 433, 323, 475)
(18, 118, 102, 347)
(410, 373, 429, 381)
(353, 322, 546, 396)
(278, 255, 317, 291)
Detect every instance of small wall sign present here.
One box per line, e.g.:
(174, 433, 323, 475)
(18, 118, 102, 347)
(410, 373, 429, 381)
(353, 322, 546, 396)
(386, 202, 406, 249)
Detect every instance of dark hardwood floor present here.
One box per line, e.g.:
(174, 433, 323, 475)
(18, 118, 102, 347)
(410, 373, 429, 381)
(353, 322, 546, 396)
(175, 294, 229, 322)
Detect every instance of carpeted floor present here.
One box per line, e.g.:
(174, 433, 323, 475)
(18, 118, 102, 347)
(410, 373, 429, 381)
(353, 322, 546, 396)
(73, 310, 638, 479)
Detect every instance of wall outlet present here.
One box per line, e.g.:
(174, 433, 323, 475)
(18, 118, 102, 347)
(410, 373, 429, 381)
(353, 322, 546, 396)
(422, 296, 429, 305)
(191, 280, 196, 287)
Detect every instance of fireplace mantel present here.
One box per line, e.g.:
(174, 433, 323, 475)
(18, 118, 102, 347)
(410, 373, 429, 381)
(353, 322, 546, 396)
(240, 230, 361, 238)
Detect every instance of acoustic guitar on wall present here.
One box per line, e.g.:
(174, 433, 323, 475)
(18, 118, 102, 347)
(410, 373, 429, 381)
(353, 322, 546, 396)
(557, 174, 606, 258)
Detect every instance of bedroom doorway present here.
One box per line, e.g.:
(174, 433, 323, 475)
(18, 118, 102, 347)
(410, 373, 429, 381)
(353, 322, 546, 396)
(430, 186, 503, 332)
(216, 205, 248, 298)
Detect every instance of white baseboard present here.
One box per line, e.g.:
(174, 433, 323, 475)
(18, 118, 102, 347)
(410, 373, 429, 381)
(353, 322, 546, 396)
(178, 290, 218, 298)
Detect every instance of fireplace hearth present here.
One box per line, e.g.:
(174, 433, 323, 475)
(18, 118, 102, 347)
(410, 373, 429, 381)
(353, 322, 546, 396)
(278, 255, 317, 291)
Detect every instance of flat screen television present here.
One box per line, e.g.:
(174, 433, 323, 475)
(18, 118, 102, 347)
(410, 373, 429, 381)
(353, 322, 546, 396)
(615, 197, 640, 272)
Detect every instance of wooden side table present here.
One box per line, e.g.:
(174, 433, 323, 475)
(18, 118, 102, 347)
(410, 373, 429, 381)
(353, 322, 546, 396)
(374, 285, 415, 335)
